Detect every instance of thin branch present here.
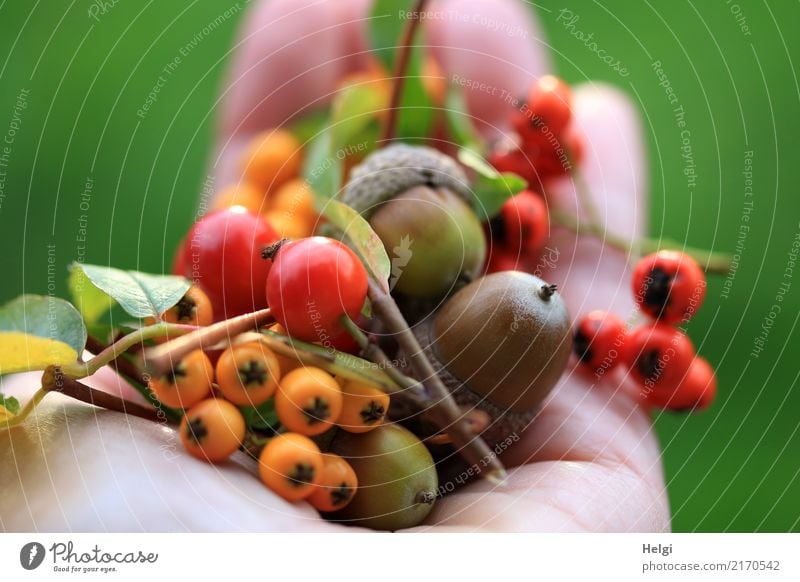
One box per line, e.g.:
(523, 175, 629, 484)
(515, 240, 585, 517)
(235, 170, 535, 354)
(367, 279, 507, 484)
(381, 0, 430, 142)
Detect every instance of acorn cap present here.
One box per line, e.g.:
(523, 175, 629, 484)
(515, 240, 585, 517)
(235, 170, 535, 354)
(341, 143, 471, 219)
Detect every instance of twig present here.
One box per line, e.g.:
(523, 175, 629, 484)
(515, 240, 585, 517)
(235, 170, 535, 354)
(366, 278, 507, 484)
(63, 323, 198, 379)
(550, 209, 733, 274)
(381, 0, 430, 142)
(141, 309, 273, 377)
(42, 366, 162, 423)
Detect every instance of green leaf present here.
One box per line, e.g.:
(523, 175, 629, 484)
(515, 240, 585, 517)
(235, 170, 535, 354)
(67, 265, 116, 324)
(0, 394, 20, 415)
(303, 131, 342, 210)
(368, 1, 433, 140)
(240, 399, 280, 432)
(0, 295, 87, 374)
(331, 84, 385, 148)
(290, 109, 330, 145)
(458, 148, 527, 219)
(71, 262, 190, 320)
(444, 84, 485, 153)
(395, 37, 434, 141)
(369, 0, 416, 70)
(0, 295, 86, 356)
(321, 200, 391, 292)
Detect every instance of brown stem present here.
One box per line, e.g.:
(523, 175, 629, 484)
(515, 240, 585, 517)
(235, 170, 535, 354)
(366, 279, 507, 484)
(381, 0, 429, 142)
(42, 367, 163, 424)
(141, 309, 273, 377)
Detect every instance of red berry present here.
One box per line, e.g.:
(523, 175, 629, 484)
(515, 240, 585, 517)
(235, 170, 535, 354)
(186, 207, 278, 319)
(632, 251, 706, 325)
(489, 149, 537, 185)
(484, 246, 522, 274)
(489, 190, 549, 255)
(573, 310, 627, 374)
(266, 237, 368, 343)
(622, 324, 695, 396)
(513, 75, 573, 142)
(647, 356, 717, 411)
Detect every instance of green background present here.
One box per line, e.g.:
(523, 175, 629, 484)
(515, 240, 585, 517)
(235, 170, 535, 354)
(0, 1, 797, 531)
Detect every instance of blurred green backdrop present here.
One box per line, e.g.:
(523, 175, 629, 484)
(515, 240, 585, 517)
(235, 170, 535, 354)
(0, 1, 797, 531)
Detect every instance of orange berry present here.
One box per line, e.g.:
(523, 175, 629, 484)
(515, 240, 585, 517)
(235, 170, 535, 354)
(337, 379, 390, 433)
(275, 367, 342, 436)
(258, 433, 323, 501)
(149, 349, 213, 409)
(210, 183, 266, 214)
(307, 453, 358, 512)
(241, 129, 302, 194)
(216, 341, 281, 407)
(270, 179, 316, 218)
(263, 209, 314, 240)
(163, 286, 213, 326)
(180, 398, 245, 462)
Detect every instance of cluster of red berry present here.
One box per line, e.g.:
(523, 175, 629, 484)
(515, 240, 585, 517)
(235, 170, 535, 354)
(489, 75, 583, 186)
(573, 250, 716, 411)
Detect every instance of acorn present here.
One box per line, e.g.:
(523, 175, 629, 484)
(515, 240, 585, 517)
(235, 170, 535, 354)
(341, 144, 486, 298)
(328, 423, 438, 531)
(414, 271, 572, 447)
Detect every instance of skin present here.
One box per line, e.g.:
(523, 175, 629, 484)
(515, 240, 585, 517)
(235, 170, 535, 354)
(0, 0, 669, 532)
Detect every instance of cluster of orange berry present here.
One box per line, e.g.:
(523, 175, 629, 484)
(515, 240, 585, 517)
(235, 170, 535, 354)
(147, 286, 389, 513)
(210, 129, 317, 240)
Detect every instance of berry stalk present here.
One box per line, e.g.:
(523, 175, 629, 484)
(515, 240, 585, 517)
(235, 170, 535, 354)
(550, 209, 733, 274)
(141, 308, 274, 377)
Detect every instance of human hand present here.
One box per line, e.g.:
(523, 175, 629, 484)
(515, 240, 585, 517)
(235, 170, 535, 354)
(0, 0, 669, 532)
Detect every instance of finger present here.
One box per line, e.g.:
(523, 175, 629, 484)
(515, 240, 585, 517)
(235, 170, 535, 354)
(426, 0, 551, 134)
(536, 82, 648, 320)
(212, 0, 552, 187)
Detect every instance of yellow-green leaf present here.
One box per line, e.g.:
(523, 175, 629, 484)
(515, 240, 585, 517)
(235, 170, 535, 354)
(0, 331, 78, 375)
(67, 266, 116, 324)
(321, 200, 391, 292)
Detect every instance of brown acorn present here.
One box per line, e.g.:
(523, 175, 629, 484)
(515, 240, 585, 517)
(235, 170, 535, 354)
(341, 144, 486, 298)
(414, 271, 572, 447)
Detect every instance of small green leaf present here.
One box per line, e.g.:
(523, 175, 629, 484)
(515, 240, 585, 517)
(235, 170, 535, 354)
(444, 84, 485, 153)
(67, 265, 116, 324)
(321, 200, 391, 292)
(0, 295, 87, 374)
(290, 109, 330, 145)
(240, 398, 280, 432)
(71, 262, 190, 320)
(0, 295, 86, 356)
(303, 131, 342, 210)
(368, 1, 434, 140)
(369, 0, 416, 70)
(458, 148, 527, 219)
(0, 394, 20, 415)
(395, 37, 434, 141)
(331, 84, 385, 148)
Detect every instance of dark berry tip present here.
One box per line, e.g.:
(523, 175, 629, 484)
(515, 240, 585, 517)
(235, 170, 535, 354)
(261, 238, 289, 261)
